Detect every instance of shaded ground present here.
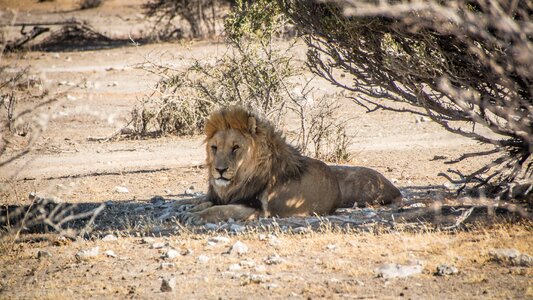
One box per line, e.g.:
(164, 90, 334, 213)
(1, 1, 532, 299)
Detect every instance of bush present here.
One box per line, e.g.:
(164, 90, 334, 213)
(131, 0, 352, 162)
(280, 0, 533, 197)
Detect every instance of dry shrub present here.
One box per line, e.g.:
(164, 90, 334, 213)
(131, 0, 352, 162)
(280, 0, 533, 198)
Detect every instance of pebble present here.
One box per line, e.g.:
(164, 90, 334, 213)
(158, 262, 176, 270)
(208, 236, 230, 244)
(37, 250, 52, 259)
(151, 242, 167, 249)
(293, 227, 310, 234)
(197, 255, 210, 263)
(435, 264, 458, 276)
(204, 223, 219, 231)
(240, 274, 266, 285)
(325, 244, 337, 251)
(228, 264, 242, 271)
(229, 241, 249, 255)
(230, 224, 246, 233)
(162, 249, 180, 259)
(489, 248, 533, 267)
(104, 250, 118, 258)
(264, 254, 284, 265)
(75, 246, 100, 261)
(240, 259, 256, 268)
(141, 237, 155, 244)
(375, 262, 424, 279)
(102, 234, 118, 242)
(114, 186, 129, 193)
(160, 277, 176, 292)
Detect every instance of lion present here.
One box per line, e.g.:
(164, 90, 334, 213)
(177, 106, 401, 225)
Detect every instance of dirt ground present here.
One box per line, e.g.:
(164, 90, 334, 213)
(0, 1, 532, 299)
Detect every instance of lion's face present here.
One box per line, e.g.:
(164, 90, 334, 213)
(206, 128, 254, 190)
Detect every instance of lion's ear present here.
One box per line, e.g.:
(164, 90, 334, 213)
(247, 116, 257, 134)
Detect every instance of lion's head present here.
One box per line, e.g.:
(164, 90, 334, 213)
(204, 106, 304, 206)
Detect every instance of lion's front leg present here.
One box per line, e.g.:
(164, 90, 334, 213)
(177, 204, 259, 225)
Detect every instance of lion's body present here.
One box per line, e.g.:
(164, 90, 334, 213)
(177, 106, 401, 225)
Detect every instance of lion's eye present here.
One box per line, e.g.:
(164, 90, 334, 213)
(232, 145, 240, 153)
(211, 145, 217, 152)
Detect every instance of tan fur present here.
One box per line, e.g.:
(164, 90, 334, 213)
(180, 106, 342, 224)
(329, 165, 402, 208)
(177, 106, 401, 225)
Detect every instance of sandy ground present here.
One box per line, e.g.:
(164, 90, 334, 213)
(1, 1, 532, 299)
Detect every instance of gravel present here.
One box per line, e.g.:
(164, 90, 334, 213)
(489, 248, 533, 267)
(75, 246, 100, 261)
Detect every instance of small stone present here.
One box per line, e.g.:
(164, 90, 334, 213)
(204, 223, 219, 231)
(375, 263, 424, 279)
(37, 250, 52, 259)
(268, 235, 280, 247)
(75, 246, 100, 261)
(102, 234, 118, 242)
(489, 248, 533, 267)
(141, 237, 155, 244)
(151, 242, 166, 249)
(361, 208, 377, 218)
(185, 186, 195, 195)
(181, 249, 193, 256)
(264, 254, 284, 265)
(249, 274, 266, 284)
(208, 236, 230, 244)
(104, 250, 118, 258)
(108, 81, 118, 87)
(66, 94, 77, 101)
(267, 283, 279, 290)
(230, 224, 246, 233)
(293, 227, 310, 234)
(162, 249, 180, 259)
(160, 277, 176, 292)
(158, 262, 176, 270)
(197, 255, 210, 263)
(435, 264, 458, 276)
(258, 234, 267, 241)
(164, 189, 172, 194)
(228, 264, 242, 271)
(254, 265, 267, 272)
(114, 186, 129, 193)
(240, 259, 256, 268)
(229, 241, 248, 255)
(325, 244, 337, 251)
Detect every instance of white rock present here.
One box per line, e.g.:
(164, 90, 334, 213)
(37, 250, 52, 259)
(240, 259, 256, 268)
(258, 234, 267, 241)
(151, 242, 166, 249)
(104, 250, 117, 258)
(158, 262, 176, 270)
(208, 236, 230, 244)
(254, 265, 267, 272)
(102, 234, 118, 242)
(204, 223, 219, 231)
(66, 94, 77, 101)
(160, 277, 176, 292)
(141, 237, 155, 244)
(375, 263, 424, 279)
(75, 246, 100, 261)
(162, 249, 180, 259)
(114, 186, 129, 193)
(229, 241, 249, 255)
(228, 264, 242, 271)
(197, 255, 210, 263)
(435, 264, 458, 276)
(264, 254, 284, 265)
(489, 248, 533, 267)
(325, 244, 337, 251)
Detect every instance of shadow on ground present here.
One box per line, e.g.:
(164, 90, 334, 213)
(1, 186, 531, 240)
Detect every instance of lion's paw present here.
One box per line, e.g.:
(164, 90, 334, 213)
(174, 204, 196, 212)
(177, 212, 205, 226)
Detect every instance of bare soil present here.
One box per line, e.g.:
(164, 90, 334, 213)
(1, 1, 532, 299)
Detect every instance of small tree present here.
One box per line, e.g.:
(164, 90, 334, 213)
(280, 0, 533, 198)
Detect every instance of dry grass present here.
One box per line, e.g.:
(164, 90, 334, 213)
(0, 223, 531, 299)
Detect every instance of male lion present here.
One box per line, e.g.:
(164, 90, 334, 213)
(177, 106, 401, 225)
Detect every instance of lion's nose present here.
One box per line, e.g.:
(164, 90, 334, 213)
(215, 167, 228, 175)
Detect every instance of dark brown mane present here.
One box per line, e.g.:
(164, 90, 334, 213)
(204, 106, 306, 207)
